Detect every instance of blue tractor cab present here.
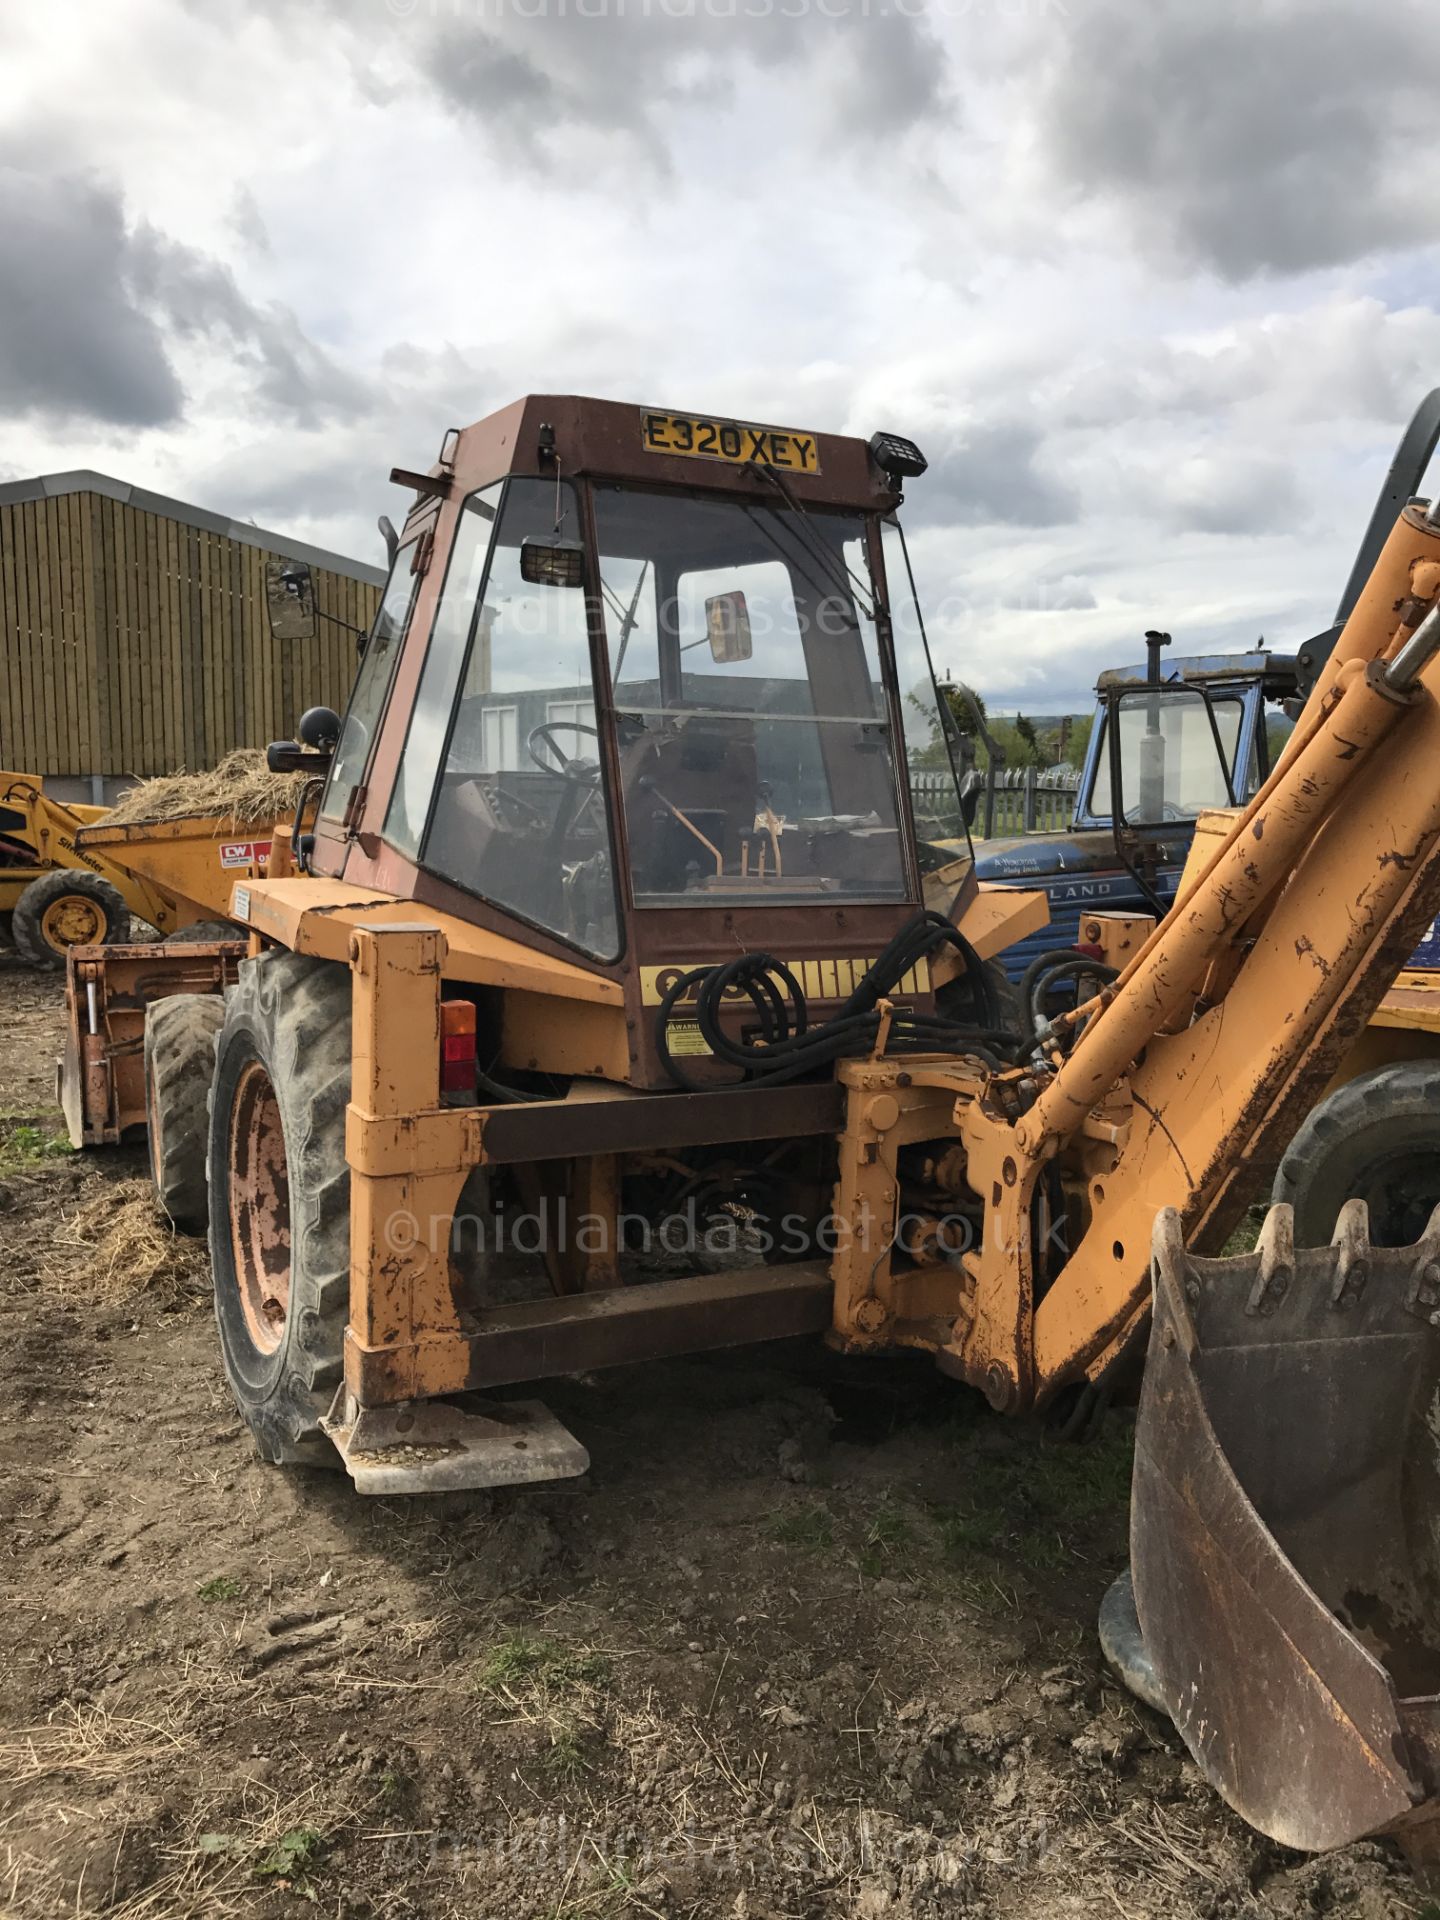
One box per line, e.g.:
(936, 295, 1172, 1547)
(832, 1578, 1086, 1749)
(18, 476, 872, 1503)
(975, 645, 1298, 978)
(970, 387, 1440, 983)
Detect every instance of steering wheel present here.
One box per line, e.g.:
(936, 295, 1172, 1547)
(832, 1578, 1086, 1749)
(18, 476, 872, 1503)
(527, 720, 600, 784)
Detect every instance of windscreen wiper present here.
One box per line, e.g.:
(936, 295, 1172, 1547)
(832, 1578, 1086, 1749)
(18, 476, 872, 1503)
(745, 463, 876, 621)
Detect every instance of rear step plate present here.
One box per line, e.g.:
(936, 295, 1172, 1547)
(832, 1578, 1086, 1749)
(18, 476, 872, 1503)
(323, 1392, 589, 1495)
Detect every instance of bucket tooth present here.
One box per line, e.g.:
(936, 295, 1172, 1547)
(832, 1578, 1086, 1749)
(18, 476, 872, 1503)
(1405, 1205, 1440, 1323)
(1245, 1203, 1294, 1316)
(1329, 1198, 1371, 1307)
(1149, 1206, 1199, 1357)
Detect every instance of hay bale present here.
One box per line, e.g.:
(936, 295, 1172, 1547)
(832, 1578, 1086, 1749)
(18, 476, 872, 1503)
(49, 1179, 210, 1302)
(106, 750, 304, 829)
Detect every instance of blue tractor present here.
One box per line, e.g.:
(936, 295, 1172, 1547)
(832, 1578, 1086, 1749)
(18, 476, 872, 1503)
(959, 388, 1440, 992)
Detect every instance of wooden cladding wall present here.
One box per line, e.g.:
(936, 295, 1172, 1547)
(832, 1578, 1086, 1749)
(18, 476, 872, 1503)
(0, 492, 382, 778)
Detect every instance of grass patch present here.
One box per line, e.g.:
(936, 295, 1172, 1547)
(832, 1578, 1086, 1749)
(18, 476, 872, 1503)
(254, 1826, 327, 1894)
(1220, 1205, 1267, 1256)
(476, 1632, 610, 1696)
(767, 1504, 835, 1552)
(196, 1575, 243, 1604)
(476, 1631, 612, 1782)
(934, 1417, 1134, 1585)
(856, 1500, 913, 1578)
(535, 1855, 648, 1920)
(0, 1118, 73, 1168)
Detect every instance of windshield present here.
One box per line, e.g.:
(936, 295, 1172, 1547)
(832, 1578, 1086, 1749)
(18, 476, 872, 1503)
(593, 486, 908, 906)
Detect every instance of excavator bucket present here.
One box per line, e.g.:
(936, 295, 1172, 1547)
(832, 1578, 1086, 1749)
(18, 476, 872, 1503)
(1128, 1202, 1440, 1872)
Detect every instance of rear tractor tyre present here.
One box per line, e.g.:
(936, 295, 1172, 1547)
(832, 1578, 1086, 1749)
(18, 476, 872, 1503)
(1273, 1059, 1440, 1248)
(13, 869, 130, 968)
(208, 952, 351, 1468)
(144, 993, 225, 1234)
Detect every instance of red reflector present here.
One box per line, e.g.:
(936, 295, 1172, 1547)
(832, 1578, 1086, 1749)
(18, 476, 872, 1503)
(1074, 943, 1104, 961)
(440, 999, 476, 1093)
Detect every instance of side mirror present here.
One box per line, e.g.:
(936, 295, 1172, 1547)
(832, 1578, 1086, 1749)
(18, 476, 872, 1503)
(519, 537, 585, 588)
(267, 740, 334, 775)
(706, 590, 752, 663)
(265, 558, 317, 641)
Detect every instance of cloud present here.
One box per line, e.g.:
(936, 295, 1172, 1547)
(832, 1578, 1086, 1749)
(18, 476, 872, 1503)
(0, 167, 182, 426)
(2, 0, 1437, 738)
(1035, 0, 1440, 280)
(911, 422, 1081, 528)
(352, 8, 949, 172)
(127, 225, 371, 423)
(0, 155, 372, 434)
(1157, 451, 1304, 537)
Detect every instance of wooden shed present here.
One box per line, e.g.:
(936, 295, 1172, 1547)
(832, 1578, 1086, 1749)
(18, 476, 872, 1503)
(0, 471, 385, 786)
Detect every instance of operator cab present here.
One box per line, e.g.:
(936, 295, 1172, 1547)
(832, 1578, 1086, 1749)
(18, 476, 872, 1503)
(284, 397, 962, 984)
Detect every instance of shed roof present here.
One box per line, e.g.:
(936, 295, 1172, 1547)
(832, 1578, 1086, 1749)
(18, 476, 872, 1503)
(0, 469, 387, 589)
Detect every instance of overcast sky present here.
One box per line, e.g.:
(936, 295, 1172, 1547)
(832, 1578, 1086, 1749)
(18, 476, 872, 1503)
(3, 0, 1439, 712)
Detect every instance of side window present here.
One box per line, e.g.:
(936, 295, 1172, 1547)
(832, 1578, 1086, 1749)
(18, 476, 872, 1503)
(1259, 697, 1297, 787)
(386, 486, 501, 856)
(319, 544, 419, 825)
(420, 479, 619, 959)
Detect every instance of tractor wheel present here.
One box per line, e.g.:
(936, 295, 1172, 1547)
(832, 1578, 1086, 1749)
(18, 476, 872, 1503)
(13, 869, 130, 967)
(1273, 1059, 1440, 1247)
(208, 952, 351, 1467)
(144, 993, 225, 1234)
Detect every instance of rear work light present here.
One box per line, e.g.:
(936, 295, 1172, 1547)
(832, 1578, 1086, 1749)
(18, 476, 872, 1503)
(868, 431, 928, 480)
(440, 999, 478, 1102)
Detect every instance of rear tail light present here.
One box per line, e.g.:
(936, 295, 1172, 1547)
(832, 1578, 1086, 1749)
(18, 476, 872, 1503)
(440, 999, 477, 1101)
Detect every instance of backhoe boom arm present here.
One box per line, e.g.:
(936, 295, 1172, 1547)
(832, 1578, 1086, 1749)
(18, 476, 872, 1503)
(952, 501, 1440, 1409)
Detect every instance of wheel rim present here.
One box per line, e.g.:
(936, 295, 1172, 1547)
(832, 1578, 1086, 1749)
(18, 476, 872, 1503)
(1352, 1149, 1440, 1248)
(40, 894, 105, 950)
(228, 1061, 292, 1354)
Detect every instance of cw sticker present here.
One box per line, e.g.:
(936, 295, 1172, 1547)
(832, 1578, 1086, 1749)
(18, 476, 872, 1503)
(219, 840, 273, 869)
(640, 956, 930, 1008)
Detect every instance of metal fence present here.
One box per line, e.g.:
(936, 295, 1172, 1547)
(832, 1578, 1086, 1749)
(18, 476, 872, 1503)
(909, 764, 1081, 841)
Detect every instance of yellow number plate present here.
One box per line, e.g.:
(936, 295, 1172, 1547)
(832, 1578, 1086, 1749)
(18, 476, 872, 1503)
(641, 410, 821, 475)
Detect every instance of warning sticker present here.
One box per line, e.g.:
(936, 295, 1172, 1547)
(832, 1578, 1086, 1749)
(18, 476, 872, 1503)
(663, 1020, 712, 1058)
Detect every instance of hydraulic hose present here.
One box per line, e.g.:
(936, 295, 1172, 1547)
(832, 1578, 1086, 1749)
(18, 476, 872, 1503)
(656, 910, 1012, 1090)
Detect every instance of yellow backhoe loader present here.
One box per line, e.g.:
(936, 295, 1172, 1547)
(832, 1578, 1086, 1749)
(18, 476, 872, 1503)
(58, 393, 1440, 1875)
(0, 772, 205, 964)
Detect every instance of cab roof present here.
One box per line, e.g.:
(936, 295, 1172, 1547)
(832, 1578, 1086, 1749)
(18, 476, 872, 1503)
(394, 394, 911, 518)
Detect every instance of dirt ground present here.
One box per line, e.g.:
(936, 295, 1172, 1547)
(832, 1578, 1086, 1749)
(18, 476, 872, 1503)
(0, 961, 1427, 1920)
